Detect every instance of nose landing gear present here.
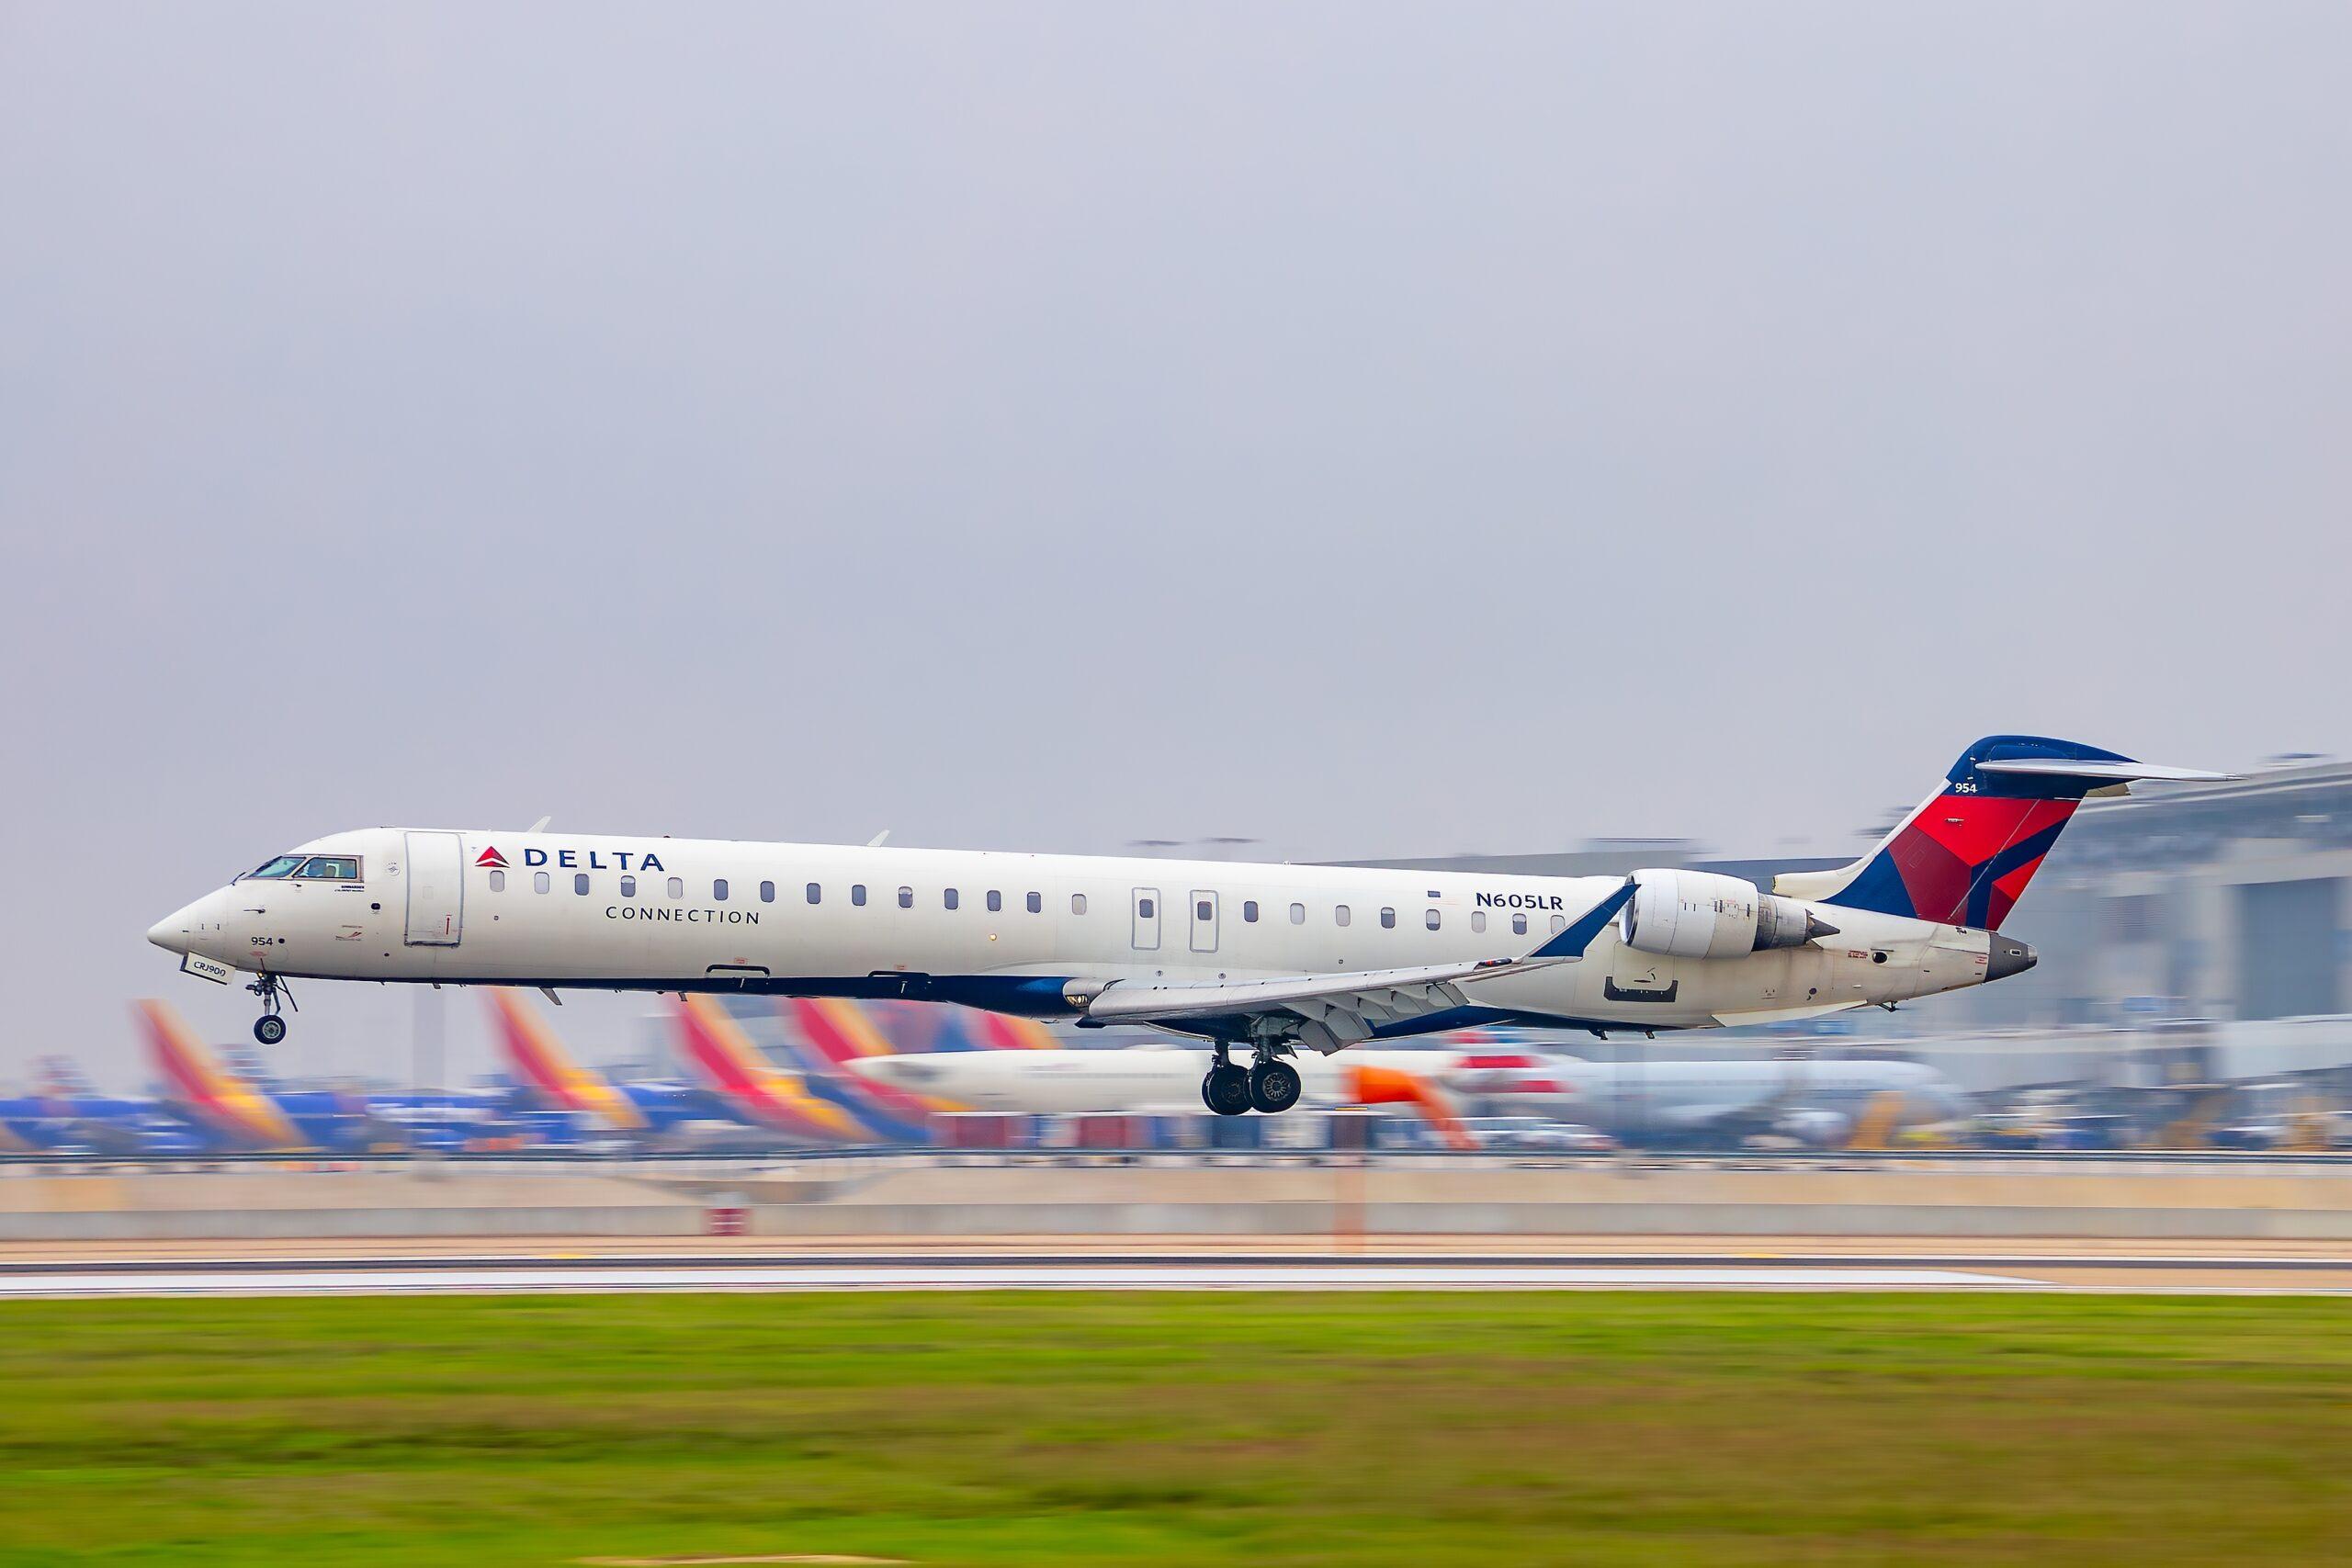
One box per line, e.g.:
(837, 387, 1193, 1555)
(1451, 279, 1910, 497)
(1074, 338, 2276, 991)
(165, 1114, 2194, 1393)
(247, 973, 295, 1044)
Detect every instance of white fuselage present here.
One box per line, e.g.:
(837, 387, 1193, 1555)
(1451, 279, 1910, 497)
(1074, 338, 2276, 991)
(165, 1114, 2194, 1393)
(150, 826, 2000, 1039)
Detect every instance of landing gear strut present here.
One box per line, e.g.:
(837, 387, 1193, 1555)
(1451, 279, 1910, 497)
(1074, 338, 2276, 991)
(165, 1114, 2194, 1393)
(1201, 1050, 1252, 1116)
(248, 973, 293, 1045)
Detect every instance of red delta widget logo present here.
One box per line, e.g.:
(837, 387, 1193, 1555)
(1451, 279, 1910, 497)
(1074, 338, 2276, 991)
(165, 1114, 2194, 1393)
(475, 844, 664, 873)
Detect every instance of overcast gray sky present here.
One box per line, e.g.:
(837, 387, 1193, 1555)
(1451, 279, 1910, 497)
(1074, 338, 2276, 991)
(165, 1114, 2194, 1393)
(3, 3, 2346, 1086)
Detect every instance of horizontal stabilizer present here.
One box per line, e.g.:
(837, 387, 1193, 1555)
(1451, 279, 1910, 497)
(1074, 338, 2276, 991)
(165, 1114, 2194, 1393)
(1974, 759, 2234, 784)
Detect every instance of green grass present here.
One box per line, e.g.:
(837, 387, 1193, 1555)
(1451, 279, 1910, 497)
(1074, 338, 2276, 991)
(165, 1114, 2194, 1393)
(0, 1292, 2345, 1565)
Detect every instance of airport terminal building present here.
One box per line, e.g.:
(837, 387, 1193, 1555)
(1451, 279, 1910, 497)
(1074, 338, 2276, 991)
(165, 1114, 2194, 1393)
(1363, 758, 2352, 1089)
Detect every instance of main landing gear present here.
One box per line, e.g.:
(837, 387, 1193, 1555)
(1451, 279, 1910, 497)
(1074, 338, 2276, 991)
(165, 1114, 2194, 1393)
(248, 973, 294, 1045)
(1248, 1057, 1303, 1113)
(1201, 1060, 1252, 1116)
(1199, 1048, 1304, 1116)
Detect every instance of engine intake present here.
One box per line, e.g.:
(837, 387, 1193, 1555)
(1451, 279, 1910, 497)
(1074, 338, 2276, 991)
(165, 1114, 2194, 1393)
(1617, 868, 1836, 960)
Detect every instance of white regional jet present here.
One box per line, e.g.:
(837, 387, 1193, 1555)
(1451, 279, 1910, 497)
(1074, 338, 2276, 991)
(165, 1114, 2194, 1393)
(147, 736, 2219, 1119)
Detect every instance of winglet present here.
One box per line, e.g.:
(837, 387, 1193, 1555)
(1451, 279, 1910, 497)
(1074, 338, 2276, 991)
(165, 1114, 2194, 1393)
(1529, 880, 1634, 960)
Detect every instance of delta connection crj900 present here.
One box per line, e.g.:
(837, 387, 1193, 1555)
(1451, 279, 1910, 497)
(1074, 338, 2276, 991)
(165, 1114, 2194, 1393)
(149, 736, 2222, 1118)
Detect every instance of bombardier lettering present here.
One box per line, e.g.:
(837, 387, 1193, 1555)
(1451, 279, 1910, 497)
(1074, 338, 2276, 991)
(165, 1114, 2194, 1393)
(1476, 892, 1566, 910)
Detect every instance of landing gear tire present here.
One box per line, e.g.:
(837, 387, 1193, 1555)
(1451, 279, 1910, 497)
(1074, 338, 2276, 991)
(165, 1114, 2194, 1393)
(1248, 1059, 1303, 1114)
(1201, 1063, 1252, 1116)
(246, 973, 294, 1045)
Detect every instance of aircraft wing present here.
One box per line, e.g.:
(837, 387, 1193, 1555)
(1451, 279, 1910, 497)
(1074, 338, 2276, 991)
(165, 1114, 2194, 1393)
(1080, 882, 1634, 1053)
(1652, 1101, 1761, 1131)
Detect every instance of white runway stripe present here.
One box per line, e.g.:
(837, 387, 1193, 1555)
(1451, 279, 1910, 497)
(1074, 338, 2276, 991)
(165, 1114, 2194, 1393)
(0, 1263, 2035, 1297)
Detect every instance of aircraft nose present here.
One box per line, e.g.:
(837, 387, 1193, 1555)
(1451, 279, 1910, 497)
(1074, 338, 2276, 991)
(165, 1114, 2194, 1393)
(1986, 938, 2037, 981)
(148, 901, 203, 954)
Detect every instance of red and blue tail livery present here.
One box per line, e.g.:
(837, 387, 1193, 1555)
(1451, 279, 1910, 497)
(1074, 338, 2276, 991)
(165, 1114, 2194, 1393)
(1780, 736, 2222, 931)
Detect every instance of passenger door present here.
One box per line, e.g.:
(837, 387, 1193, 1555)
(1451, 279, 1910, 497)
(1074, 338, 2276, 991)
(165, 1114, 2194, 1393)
(1189, 889, 1219, 954)
(1131, 887, 1161, 952)
(403, 831, 465, 946)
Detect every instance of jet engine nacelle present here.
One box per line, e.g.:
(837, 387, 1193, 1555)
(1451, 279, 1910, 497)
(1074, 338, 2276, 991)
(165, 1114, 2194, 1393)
(1618, 869, 1832, 960)
(1774, 1109, 1853, 1147)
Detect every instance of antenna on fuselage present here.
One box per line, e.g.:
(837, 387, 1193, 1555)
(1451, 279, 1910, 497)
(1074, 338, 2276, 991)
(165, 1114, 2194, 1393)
(867, 829, 890, 847)
(527, 816, 552, 834)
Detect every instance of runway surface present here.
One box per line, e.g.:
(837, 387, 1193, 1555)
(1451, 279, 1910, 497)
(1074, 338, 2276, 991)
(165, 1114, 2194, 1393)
(0, 1260, 2024, 1295)
(0, 1247, 2346, 1294)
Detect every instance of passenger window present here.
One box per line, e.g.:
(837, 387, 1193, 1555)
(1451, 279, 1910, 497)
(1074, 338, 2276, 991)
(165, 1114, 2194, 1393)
(489, 870, 505, 893)
(1426, 909, 1441, 931)
(1195, 899, 1212, 922)
(762, 881, 776, 903)
(668, 877, 684, 898)
(1471, 909, 1486, 934)
(1290, 902, 1306, 925)
(247, 855, 305, 880)
(1550, 912, 1567, 935)
(1137, 897, 1154, 919)
(714, 879, 729, 902)
(534, 871, 550, 894)
(806, 883, 820, 905)
(853, 884, 867, 907)
(1026, 892, 1041, 914)
(574, 873, 590, 895)
(944, 888, 960, 910)
(1380, 908, 1396, 929)
(620, 875, 636, 897)
(987, 890, 1002, 912)
(1512, 912, 1527, 936)
(899, 886, 913, 908)
(1336, 904, 1351, 927)
(1243, 900, 1259, 923)
(1071, 893, 1088, 915)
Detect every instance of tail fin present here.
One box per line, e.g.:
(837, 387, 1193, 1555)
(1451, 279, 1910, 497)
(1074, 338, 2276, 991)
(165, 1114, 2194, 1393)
(775, 999, 938, 1141)
(1775, 736, 2228, 930)
(134, 999, 304, 1149)
(486, 990, 649, 1134)
(672, 994, 865, 1141)
(32, 1055, 96, 1099)
(1345, 1062, 1476, 1152)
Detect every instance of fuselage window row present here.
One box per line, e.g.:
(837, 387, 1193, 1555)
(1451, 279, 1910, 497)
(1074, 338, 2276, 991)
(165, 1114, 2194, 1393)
(480, 863, 1528, 947)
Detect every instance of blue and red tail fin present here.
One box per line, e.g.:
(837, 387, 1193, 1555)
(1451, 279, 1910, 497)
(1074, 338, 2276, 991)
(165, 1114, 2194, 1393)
(1777, 736, 2226, 931)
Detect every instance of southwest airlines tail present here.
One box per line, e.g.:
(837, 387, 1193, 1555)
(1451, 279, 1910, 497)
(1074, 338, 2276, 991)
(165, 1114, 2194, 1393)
(486, 990, 649, 1135)
(775, 998, 940, 1141)
(135, 998, 305, 1149)
(915, 1005, 1058, 1051)
(1777, 735, 2228, 930)
(673, 994, 867, 1142)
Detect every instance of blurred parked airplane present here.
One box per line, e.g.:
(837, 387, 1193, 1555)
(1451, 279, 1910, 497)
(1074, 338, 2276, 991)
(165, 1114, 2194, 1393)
(486, 989, 712, 1139)
(138, 999, 363, 1151)
(150, 736, 2221, 1119)
(851, 1044, 1966, 1148)
(0, 1055, 205, 1156)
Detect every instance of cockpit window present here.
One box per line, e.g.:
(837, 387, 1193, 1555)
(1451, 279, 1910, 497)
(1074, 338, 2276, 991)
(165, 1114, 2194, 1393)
(297, 856, 361, 881)
(245, 855, 306, 880)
